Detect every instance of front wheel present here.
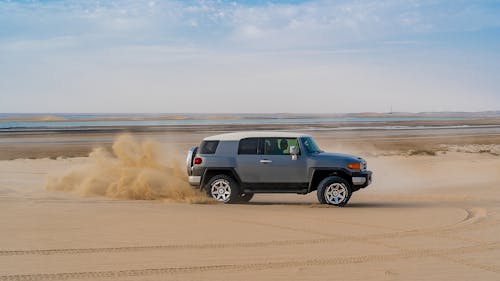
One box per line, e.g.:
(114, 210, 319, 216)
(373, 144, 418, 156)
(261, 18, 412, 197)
(317, 176, 352, 207)
(206, 174, 240, 204)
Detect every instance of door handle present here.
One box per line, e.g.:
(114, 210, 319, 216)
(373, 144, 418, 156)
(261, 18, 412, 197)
(260, 159, 272, 164)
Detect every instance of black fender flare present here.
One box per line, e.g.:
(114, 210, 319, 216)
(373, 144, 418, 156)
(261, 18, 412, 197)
(201, 167, 243, 188)
(308, 168, 353, 193)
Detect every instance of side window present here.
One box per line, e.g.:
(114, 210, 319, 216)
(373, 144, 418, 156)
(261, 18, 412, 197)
(199, 141, 219, 154)
(238, 138, 259, 155)
(263, 138, 300, 155)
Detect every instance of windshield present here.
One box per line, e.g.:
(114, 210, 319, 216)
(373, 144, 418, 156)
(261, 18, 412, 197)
(301, 137, 322, 154)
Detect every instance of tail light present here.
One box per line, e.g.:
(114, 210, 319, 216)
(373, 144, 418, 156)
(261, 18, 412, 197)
(194, 157, 202, 165)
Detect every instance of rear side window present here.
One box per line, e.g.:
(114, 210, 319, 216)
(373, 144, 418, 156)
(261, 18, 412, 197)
(238, 138, 259, 154)
(199, 141, 219, 154)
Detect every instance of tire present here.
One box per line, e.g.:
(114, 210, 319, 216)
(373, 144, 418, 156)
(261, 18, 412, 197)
(205, 174, 241, 204)
(317, 176, 352, 207)
(186, 146, 198, 176)
(238, 193, 254, 203)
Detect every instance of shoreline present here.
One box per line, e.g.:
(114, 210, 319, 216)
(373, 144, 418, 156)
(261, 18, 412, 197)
(1, 117, 500, 132)
(2, 111, 499, 122)
(0, 123, 499, 160)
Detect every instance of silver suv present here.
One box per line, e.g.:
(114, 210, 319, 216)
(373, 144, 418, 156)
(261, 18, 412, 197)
(186, 131, 372, 206)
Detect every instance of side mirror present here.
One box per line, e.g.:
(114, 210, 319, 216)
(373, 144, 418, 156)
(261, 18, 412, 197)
(290, 146, 298, 160)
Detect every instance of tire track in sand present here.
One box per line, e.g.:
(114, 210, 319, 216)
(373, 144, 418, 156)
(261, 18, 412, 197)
(0, 207, 492, 257)
(1, 242, 499, 281)
(0, 239, 338, 256)
(232, 206, 492, 242)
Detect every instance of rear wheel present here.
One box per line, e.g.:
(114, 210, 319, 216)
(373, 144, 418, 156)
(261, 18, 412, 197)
(317, 176, 352, 207)
(238, 193, 254, 203)
(206, 174, 240, 204)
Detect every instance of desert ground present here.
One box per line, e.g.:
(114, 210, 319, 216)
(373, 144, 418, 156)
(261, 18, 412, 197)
(1, 123, 500, 280)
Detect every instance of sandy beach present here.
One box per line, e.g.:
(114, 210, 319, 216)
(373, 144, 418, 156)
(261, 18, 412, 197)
(1, 121, 500, 280)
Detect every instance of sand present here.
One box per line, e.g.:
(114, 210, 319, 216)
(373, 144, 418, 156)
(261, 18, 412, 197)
(0, 129, 500, 280)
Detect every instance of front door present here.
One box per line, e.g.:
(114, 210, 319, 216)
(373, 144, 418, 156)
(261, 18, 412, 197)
(257, 137, 308, 184)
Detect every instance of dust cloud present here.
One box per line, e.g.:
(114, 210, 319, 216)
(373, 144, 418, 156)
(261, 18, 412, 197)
(45, 135, 212, 203)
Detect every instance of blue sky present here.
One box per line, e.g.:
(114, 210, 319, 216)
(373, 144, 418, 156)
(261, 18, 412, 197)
(0, 0, 499, 113)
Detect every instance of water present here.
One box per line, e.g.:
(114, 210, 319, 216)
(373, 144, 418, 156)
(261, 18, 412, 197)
(0, 113, 475, 130)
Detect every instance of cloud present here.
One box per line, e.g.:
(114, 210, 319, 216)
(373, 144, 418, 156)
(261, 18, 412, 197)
(0, 0, 499, 113)
(2, 0, 499, 51)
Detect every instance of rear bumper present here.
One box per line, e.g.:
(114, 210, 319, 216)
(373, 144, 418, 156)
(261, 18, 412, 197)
(352, 171, 372, 188)
(188, 165, 206, 186)
(188, 176, 201, 186)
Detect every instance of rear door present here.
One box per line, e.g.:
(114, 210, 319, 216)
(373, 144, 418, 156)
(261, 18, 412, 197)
(235, 138, 261, 183)
(257, 137, 308, 184)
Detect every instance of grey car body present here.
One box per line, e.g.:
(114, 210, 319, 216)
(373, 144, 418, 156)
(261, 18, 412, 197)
(186, 131, 372, 205)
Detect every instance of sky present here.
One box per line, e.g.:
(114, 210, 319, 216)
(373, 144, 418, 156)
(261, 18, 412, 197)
(0, 0, 499, 113)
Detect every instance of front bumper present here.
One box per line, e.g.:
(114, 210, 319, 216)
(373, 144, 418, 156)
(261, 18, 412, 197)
(352, 171, 372, 188)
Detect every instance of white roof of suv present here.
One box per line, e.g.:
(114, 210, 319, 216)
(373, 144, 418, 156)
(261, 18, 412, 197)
(204, 131, 312, 141)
